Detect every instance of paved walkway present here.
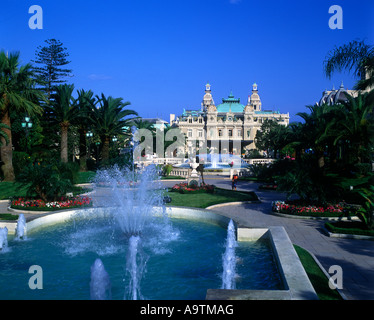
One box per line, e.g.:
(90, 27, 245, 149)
(163, 176, 374, 300)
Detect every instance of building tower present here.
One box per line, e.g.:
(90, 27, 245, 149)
(201, 82, 215, 111)
(250, 83, 262, 111)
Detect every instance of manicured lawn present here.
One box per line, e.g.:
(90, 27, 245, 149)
(161, 176, 185, 180)
(0, 213, 18, 221)
(166, 187, 258, 208)
(76, 171, 96, 184)
(0, 182, 30, 200)
(294, 245, 343, 300)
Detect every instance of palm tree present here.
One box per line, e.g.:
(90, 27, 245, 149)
(0, 123, 10, 147)
(324, 39, 374, 103)
(295, 104, 339, 168)
(131, 118, 156, 133)
(0, 51, 44, 181)
(73, 89, 96, 171)
(324, 93, 374, 164)
(48, 84, 78, 163)
(91, 93, 138, 162)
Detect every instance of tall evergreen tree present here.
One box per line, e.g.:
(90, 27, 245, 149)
(32, 39, 73, 99)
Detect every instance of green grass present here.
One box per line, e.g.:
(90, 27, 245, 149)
(294, 245, 343, 300)
(75, 171, 96, 184)
(0, 182, 30, 200)
(161, 176, 185, 180)
(166, 187, 258, 208)
(0, 213, 18, 221)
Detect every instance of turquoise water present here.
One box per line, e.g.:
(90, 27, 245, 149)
(0, 218, 282, 300)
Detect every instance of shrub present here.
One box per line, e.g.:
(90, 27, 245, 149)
(162, 164, 174, 176)
(13, 151, 33, 177)
(188, 180, 199, 189)
(353, 163, 372, 176)
(16, 162, 73, 202)
(325, 221, 374, 236)
(58, 161, 80, 184)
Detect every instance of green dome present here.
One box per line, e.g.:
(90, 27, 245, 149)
(216, 92, 245, 113)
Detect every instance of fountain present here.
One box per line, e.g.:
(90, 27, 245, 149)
(0, 227, 8, 251)
(92, 163, 171, 300)
(221, 220, 237, 289)
(125, 235, 148, 300)
(90, 258, 112, 300)
(197, 153, 249, 170)
(15, 214, 27, 240)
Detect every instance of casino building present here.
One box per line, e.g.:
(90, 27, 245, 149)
(170, 82, 290, 155)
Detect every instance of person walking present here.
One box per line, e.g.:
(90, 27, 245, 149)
(232, 173, 238, 190)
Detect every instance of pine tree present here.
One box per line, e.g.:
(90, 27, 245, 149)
(32, 39, 73, 99)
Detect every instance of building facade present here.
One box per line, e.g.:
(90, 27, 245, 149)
(170, 82, 290, 155)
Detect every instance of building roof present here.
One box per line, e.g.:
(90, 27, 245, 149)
(216, 92, 245, 113)
(182, 109, 204, 117)
(318, 82, 352, 106)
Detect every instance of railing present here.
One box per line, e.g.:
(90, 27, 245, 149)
(242, 158, 275, 165)
(135, 158, 186, 165)
(169, 168, 190, 177)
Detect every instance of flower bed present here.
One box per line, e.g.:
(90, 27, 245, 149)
(11, 196, 93, 211)
(272, 200, 344, 217)
(170, 182, 215, 194)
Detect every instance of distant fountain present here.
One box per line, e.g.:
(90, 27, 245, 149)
(0, 227, 8, 251)
(15, 214, 27, 240)
(221, 219, 237, 289)
(90, 258, 112, 300)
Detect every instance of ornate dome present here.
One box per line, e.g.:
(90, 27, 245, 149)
(319, 82, 351, 105)
(216, 92, 245, 113)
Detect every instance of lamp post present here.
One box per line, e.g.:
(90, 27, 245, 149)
(21, 116, 33, 153)
(86, 131, 93, 159)
(95, 141, 100, 164)
(21, 116, 33, 131)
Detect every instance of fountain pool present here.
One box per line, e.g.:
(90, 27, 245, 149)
(0, 212, 283, 300)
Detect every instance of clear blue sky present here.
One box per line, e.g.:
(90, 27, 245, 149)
(1, 0, 373, 123)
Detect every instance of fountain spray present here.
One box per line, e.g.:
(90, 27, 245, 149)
(221, 219, 237, 289)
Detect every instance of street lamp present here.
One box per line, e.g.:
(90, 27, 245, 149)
(21, 116, 33, 130)
(112, 136, 118, 142)
(86, 131, 93, 138)
(21, 116, 33, 154)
